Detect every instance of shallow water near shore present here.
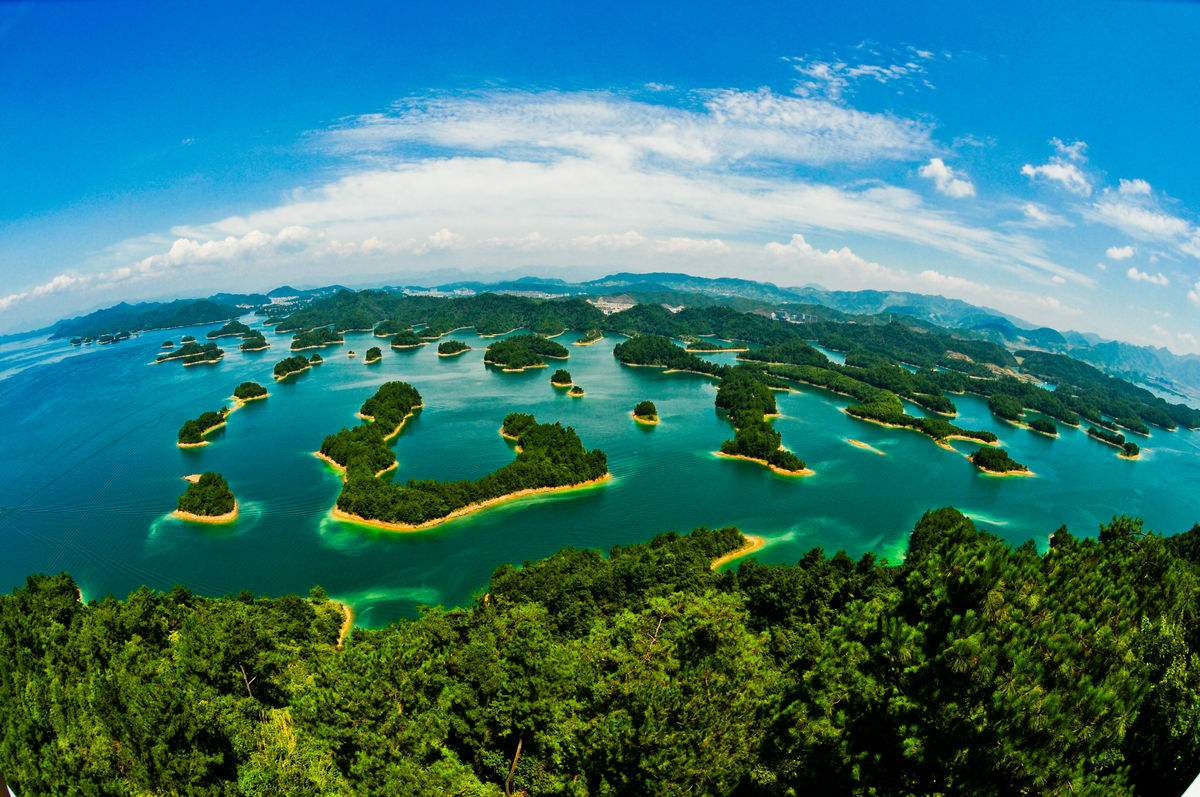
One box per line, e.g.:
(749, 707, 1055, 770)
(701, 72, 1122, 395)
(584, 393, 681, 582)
(1, 322, 1197, 626)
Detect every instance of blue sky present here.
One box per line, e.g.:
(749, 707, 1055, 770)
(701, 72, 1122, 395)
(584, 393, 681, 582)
(2, 1, 1199, 352)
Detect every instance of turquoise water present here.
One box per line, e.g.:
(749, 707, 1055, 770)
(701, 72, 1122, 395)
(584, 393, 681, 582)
(2, 322, 1198, 626)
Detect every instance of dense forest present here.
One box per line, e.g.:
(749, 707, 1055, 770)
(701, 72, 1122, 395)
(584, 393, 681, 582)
(364, 346, 382, 363)
(174, 471, 236, 516)
(290, 326, 344, 351)
(437, 339, 470, 355)
(233, 381, 268, 401)
(633, 399, 658, 421)
(240, 330, 269, 351)
(484, 335, 570, 370)
(177, 407, 229, 445)
(206, 319, 253, 339)
(272, 355, 312, 380)
(156, 341, 224, 365)
(332, 414, 607, 527)
(4, 509, 1200, 794)
(550, 368, 573, 386)
(970, 445, 1029, 474)
(715, 367, 808, 473)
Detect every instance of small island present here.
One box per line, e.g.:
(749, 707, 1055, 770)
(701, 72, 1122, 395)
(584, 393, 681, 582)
(574, 328, 603, 346)
(273, 355, 313, 381)
(632, 400, 659, 425)
(347, 350, 357, 358)
(484, 334, 569, 371)
(550, 369, 573, 387)
(161, 340, 174, 348)
(232, 381, 268, 403)
(1029, 417, 1058, 437)
(317, 382, 424, 479)
(970, 446, 1033, 477)
(177, 408, 230, 447)
(390, 329, 426, 349)
(309, 353, 323, 365)
(173, 472, 238, 523)
(1087, 425, 1140, 458)
(239, 331, 269, 351)
(290, 325, 344, 351)
(437, 340, 471, 357)
(180, 335, 196, 343)
(685, 339, 748, 353)
(715, 369, 812, 476)
(364, 346, 382, 364)
(568, 385, 586, 398)
(374, 319, 410, 338)
(206, 319, 253, 339)
(155, 341, 224, 366)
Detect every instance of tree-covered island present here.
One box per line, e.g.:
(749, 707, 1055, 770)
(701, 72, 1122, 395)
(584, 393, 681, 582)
(969, 445, 1033, 476)
(574, 327, 603, 345)
(239, 330, 269, 351)
(685, 338, 749, 353)
(1087, 425, 1141, 459)
(484, 334, 569, 371)
(632, 400, 659, 424)
(172, 471, 237, 522)
(568, 385, 586, 397)
(316, 382, 424, 479)
(1029, 417, 1058, 437)
(205, 319, 253, 339)
(324, 404, 608, 530)
(389, 328, 426, 349)
(550, 368, 573, 387)
(290, 325, 344, 351)
(155, 341, 224, 366)
(177, 408, 231, 447)
(364, 346, 382, 364)
(272, 355, 312, 381)
(437, 340, 471, 357)
(232, 381, 268, 402)
(715, 367, 811, 475)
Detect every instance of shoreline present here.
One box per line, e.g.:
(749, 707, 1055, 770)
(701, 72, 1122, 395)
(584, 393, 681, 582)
(1118, 451, 1142, 461)
(976, 466, 1036, 478)
(846, 438, 886, 456)
(573, 335, 603, 346)
(551, 380, 573, 388)
(498, 426, 521, 442)
(364, 355, 382, 364)
(240, 344, 270, 352)
(390, 342, 426, 350)
(357, 405, 421, 441)
(485, 359, 548, 372)
(330, 473, 613, 532)
(182, 356, 224, 367)
(478, 327, 524, 338)
(177, 419, 227, 448)
(686, 346, 749, 353)
(290, 341, 344, 352)
(568, 388, 586, 397)
(713, 451, 814, 477)
(840, 408, 1000, 450)
(437, 347, 471, 357)
(334, 602, 354, 649)
(710, 535, 767, 570)
(273, 364, 311, 381)
(631, 412, 659, 425)
(313, 450, 397, 479)
(173, 500, 239, 524)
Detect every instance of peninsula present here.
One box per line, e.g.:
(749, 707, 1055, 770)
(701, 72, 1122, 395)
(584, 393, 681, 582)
(574, 328, 603, 346)
(205, 319, 252, 339)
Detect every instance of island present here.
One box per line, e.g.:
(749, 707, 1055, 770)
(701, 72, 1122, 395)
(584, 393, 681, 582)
(484, 334, 569, 371)
(500, 411, 536, 441)
(161, 340, 174, 348)
(1029, 417, 1058, 437)
(1087, 426, 1142, 459)
(390, 329, 426, 349)
(309, 353, 323, 365)
(347, 350, 357, 358)
(290, 326, 344, 351)
(177, 408, 230, 447)
(206, 319, 253, 339)
(686, 339, 748, 353)
(715, 369, 812, 476)
(550, 369, 573, 387)
(317, 382, 424, 479)
(232, 381, 268, 402)
(374, 319, 410, 338)
(970, 446, 1033, 477)
(574, 328, 603, 346)
(612, 334, 723, 377)
(632, 400, 659, 425)
(568, 385, 586, 397)
(325, 405, 609, 531)
(239, 331, 269, 351)
(364, 346, 382, 364)
(173, 472, 238, 523)
(437, 340, 471, 357)
(180, 335, 196, 343)
(155, 341, 224, 366)
(273, 355, 313, 381)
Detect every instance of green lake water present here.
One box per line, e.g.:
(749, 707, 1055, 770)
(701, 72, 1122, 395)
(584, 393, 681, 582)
(1, 323, 1197, 626)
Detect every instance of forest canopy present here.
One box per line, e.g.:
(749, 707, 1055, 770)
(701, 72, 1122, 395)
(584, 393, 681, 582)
(174, 472, 235, 516)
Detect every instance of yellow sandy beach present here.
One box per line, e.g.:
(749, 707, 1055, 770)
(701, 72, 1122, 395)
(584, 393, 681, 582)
(710, 535, 767, 570)
(631, 412, 659, 425)
(846, 438, 886, 456)
(713, 451, 814, 477)
(173, 500, 239, 524)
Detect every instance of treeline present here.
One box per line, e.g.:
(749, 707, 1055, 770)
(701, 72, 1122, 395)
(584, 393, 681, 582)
(5, 510, 1200, 794)
(291, 326, 344, 351)
(272, 355, 315, 380)
(206, 319, 253, 339)
(716, 367, 807, 472)
(175, 472, 236, 516)
(178, 407, 229, 445)
(334, 415, 607, 526)
(233, 381, 268, 401)
(484, 334, 569, 370)
(156, 341, 224, 365)
(319, 382, 424, 478)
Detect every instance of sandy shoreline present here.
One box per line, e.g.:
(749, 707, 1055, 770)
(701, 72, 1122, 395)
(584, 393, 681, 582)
(710, 535, 767, 570)
(240, 344, 270, 352)
(478, 327, 524, 338)
(330, 473, 613, 532)
(182, 356, 223, 367)
(290, 341, 344, 352)
(356, 405, 420, 441)
(713, 451, 814, 477)
(437, 347, 471, 357)
(273, 364, 311, 381)
(631, 412, 659, 425)
(173, 500, 239, 524)
(364, 355, 382, 364)
(176, 419, 227, 448)
(485, 359, 548, 372)
(390, 342, 426, 349)
(976, 467, 1036, 478)
(334, 602, 354, 649)
(313, 450, 397, 479)
(687, 346, 749, 353)
(573, 335, 603, 346)
(846, 438, 886, 456)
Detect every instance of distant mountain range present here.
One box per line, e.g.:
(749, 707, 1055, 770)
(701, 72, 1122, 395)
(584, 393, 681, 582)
(42, 271, 1200, 401)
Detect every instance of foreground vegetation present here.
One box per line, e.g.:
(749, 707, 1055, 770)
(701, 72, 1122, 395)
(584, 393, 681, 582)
(4, 509, 1199, 794)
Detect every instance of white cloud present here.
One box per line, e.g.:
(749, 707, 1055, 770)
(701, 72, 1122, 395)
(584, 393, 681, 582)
(1105, 245, 1135, 260)
(789, 46, 936, 101)
(654, 236, 730, 254)
(643, 82, 674, 92)
(1017, 202, 1067, 228)
(1188, 281, 1200, 306)
(1126, 266, 1169, 286)
(918, 158, 975, 198)
(1021, 138, 1092, 196)
(1051, 275, 1066, 285)
(1118, 178, 1152, 196)
(1095, 262, 1107, 271)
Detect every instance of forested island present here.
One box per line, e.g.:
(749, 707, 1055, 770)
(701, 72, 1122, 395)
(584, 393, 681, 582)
(239, 330, 269, 351)
(177, 407, 230, 447)
(7, 509, 1200, 795)
(437, 340, 471, 357)
(155, 341, 224, 366)
(232, 381, 268, 402)
(1029, 417, 1058, 436)
(272, 355, 313, 381)
(290, 325, 344, 351)
(326, 405, 608, 530)
(309, 353, 323, 365)
(389, 329, 425, 349)
(613, 334, 723, 376)
(575, 327, 603, 345)
(180, 335, 196, 343)
(686, 338, 748, 353)
(484, 334, 569, 371)
(1088, 425, 1141, 459)
(316, 382, 424, 479)
(632, 399, 659, 424)
(172, 471, 237, 522)
(568, 385, 586, 397)
(550, 368, 573, 387)
(969, 445, 1033, 476)
(206, 319, 253, 339)
(364, 346, 382, 364)
(715, 368, 811, 475)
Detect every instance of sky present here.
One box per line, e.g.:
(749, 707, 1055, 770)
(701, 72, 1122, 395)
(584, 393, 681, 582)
(2, 1, 1199, 353)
